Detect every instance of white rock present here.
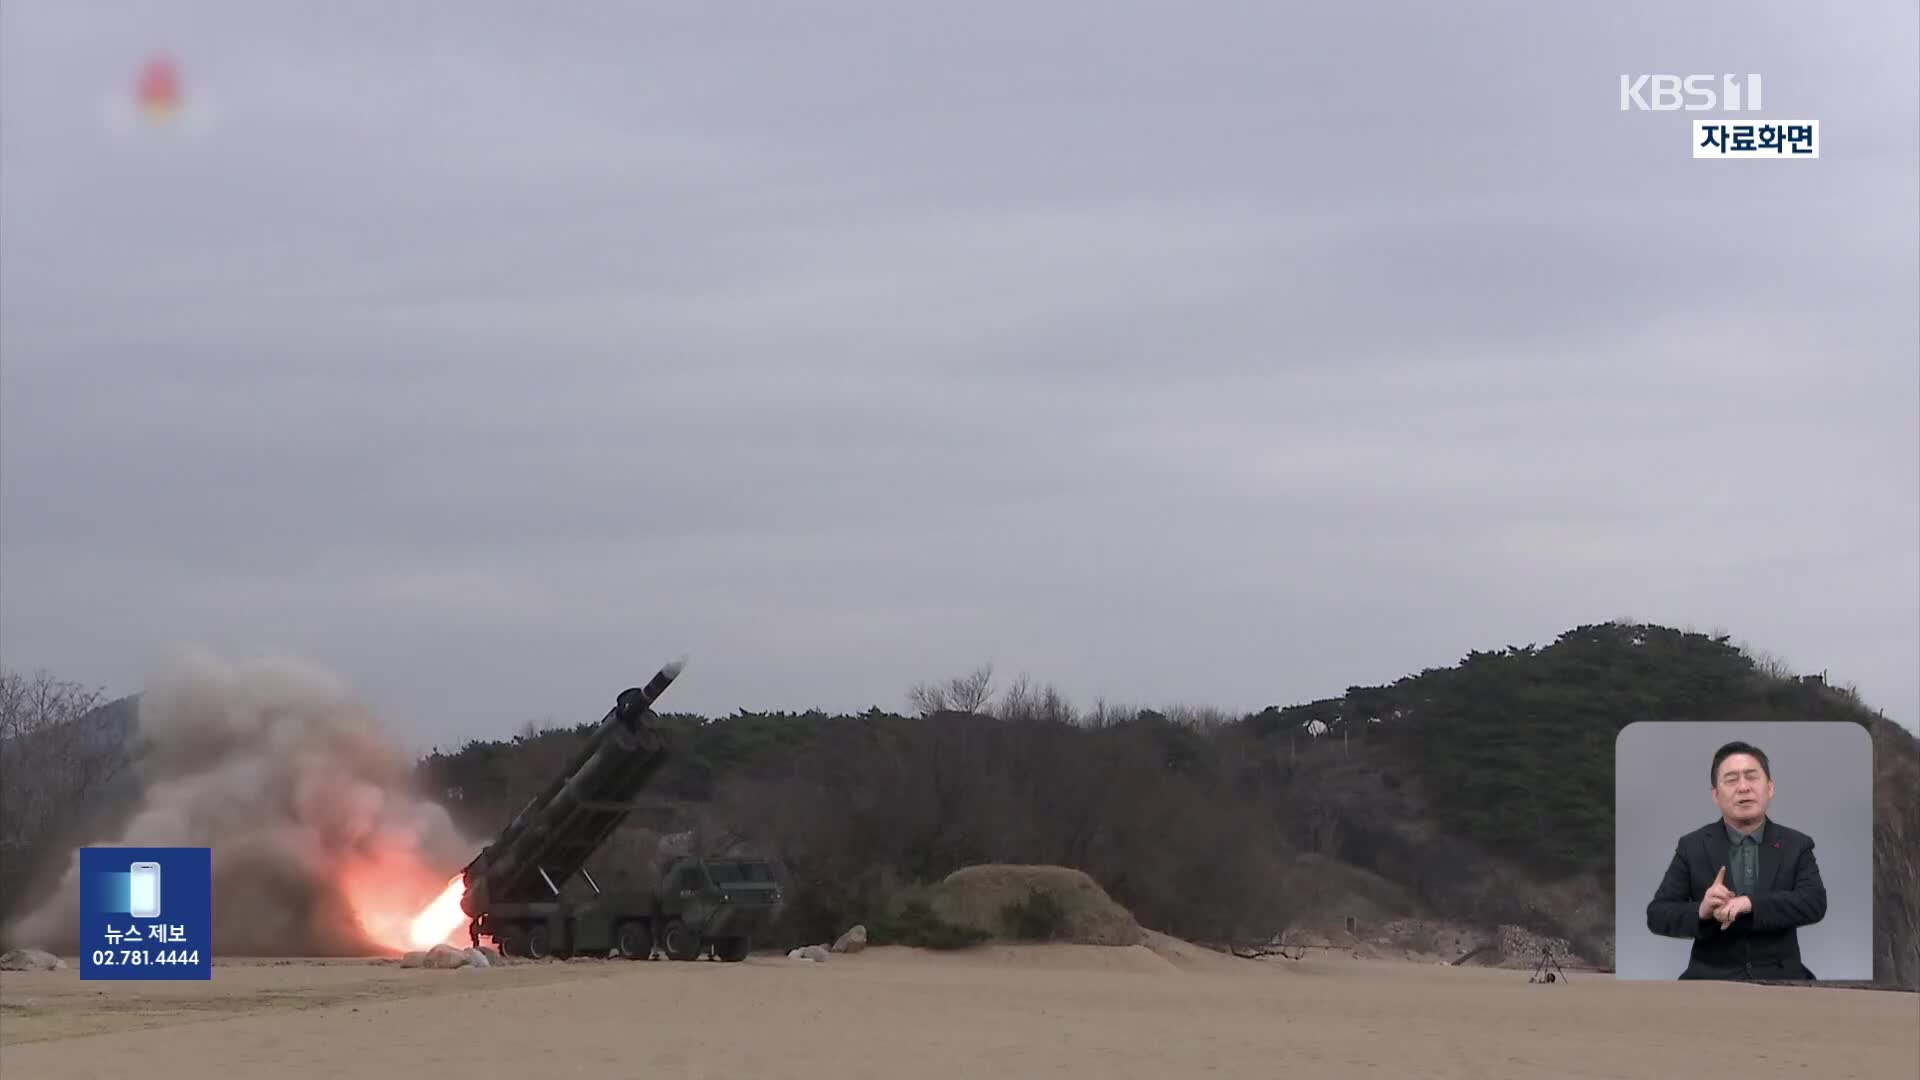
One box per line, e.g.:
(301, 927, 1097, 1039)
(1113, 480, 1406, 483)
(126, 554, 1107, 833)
(463, 948, 491, 968)
(399, 951, 427, 969)
(831, 925, 868, 954)
(0, 949, 63, 971)
(423, 943, 468, 969)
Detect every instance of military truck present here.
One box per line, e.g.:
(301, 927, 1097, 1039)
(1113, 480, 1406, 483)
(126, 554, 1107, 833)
(484, 852, 782, 962)
(652, 853, 782, 961)
(457, 660, 783, 962)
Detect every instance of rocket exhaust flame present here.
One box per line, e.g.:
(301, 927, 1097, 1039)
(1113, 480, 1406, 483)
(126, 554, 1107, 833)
(408, 876, 472, 950)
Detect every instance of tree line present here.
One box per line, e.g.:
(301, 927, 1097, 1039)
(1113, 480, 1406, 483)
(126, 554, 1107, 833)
(5, 623, 1916, 987)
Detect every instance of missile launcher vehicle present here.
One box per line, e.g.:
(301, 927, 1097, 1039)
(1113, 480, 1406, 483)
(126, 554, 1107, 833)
(457, 660, 781, 961)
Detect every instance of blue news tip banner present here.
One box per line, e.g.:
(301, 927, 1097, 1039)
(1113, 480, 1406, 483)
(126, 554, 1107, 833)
(79, 846, 212, 980)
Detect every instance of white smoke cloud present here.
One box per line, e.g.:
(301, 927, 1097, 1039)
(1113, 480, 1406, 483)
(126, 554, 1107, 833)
(6, 649, 476, 955)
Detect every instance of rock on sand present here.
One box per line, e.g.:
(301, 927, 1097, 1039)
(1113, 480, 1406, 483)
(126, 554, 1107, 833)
(0, 948, 65, 971)
(422, 944, 472, 969)
(401, 944, 498, 969)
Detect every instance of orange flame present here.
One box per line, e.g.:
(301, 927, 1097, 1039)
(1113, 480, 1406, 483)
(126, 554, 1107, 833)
(409, 877, 471, 950)
(337, 854, 469, 954)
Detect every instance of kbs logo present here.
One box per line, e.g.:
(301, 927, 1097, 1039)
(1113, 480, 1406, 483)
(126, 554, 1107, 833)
(1619, 74, 1763, 111)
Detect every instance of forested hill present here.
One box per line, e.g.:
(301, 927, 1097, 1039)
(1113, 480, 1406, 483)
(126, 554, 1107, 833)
(1287, 622, 1906, 881)
(417, 622, 1918, 988)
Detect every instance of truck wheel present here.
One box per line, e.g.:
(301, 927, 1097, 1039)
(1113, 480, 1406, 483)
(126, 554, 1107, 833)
(715, 937, 750, 963)
(617, 922, 652, 960)
(527, 925, 551, 960)
(661, 919, 701, 962)
(497, 926, 528, 958)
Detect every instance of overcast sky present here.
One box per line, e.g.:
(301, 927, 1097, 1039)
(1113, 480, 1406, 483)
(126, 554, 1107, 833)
(2, 2, 1915, 751)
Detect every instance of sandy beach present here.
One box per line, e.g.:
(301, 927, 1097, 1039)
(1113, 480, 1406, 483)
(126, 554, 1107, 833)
(2, 944, 1912, 1080)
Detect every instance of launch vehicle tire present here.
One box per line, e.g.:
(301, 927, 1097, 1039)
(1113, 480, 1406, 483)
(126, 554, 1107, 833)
(715, 937, 750, 963)
(498, 926, 528, 958)
(617, 922, 652, 960)
(527, 925, 552, 960)
(662, 919, 701, 962)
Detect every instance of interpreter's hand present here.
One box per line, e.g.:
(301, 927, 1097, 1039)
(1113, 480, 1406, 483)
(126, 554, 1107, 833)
(1715, 894, 1753, 929)
(1698, 866, 1732, 921)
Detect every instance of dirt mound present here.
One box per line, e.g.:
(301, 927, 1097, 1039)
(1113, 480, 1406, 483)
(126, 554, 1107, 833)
(931, 865, 1146, 947)
(1139, 930, 1247, 973)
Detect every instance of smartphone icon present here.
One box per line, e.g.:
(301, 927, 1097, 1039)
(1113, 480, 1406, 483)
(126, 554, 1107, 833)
(128, 862, 162, 919)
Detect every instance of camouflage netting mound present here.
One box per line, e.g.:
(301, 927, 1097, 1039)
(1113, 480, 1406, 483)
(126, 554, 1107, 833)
(931, 865, 1146, 946)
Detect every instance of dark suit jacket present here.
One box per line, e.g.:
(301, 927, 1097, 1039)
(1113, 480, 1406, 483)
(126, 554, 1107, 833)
(1645, 818, 1827, 980)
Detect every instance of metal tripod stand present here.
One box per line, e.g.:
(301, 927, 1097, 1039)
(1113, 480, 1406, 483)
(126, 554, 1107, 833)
(1529, 943, 1570, 984)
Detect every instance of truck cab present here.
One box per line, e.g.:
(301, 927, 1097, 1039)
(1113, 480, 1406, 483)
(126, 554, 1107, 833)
(652, 854, 783, 962)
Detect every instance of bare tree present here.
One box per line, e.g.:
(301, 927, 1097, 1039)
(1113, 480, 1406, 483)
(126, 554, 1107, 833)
(0, 667, 108, 742)
(949, 665, 996, 714)
(0, 668, 118, 920)
(994, 673, 1080, 726)
(906, 681, 949, 716)
(908, 663, 997, 716)
(0, 669, 114, 841)
(996, 673, 1036, 721)
(1036, 684, 1078, 726)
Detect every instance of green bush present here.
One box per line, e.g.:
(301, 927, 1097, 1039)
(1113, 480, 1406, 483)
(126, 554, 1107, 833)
(1000, 887, 1068, 941)
(870, 898, 990, 950)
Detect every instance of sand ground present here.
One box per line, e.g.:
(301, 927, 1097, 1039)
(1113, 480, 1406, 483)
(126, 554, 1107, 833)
(2, 943, 1913, 1080)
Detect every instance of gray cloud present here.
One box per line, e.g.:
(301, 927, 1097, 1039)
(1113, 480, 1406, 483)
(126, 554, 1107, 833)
(2, 1, 1914, 749)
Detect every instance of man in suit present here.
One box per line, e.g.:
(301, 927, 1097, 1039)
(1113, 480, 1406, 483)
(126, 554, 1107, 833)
(1645, 740, 1828, 980)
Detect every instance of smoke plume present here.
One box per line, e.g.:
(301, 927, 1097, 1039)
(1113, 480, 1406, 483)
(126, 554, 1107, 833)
(6, 650, 476, 955)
